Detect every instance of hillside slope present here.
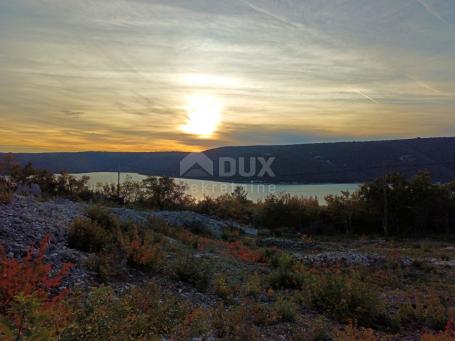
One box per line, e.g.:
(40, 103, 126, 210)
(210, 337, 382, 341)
(3, 137, 455, 183)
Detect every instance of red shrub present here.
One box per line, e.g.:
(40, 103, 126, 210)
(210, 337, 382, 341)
(0, 236, 74, 338)
(0, 236, 74, 309)
(227, 241, 265, 263)
(117, 227, 163, 271)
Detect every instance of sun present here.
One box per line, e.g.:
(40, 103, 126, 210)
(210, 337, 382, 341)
(181, 94, 223, 137)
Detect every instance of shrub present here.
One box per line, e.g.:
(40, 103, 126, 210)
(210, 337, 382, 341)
(68, 207, 123, 253)
(267, 254, 305, 290)
(172, 307, 211, 339)
(0, 236, 73, 308)
(221, 227, 241, 242)
(304, 270, 383, 328)
(116, 226, 164, 271)
(171, 254, 213, 291)
(85, 205, 120, 231)
(86, 253, 124, 282)
(272, 296, 297, 323)
(244, 273, 263, 297)
(213, 274, 233, 300)
(0, 190, 12, 205)
(0, 293, 72, 340)
(227, 241, 265, 263)
(0, 237, 73, 339)
(68, 218, 113, 253)
(63, 284, 187, 339)
(211, 301, 265, 339)
(399, 294, 450, 330)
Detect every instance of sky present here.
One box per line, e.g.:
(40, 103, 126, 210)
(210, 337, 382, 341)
(0, 0, 454, 152)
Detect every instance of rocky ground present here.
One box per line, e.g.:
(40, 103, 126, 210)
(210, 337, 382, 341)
(1, 195, 454, 286)
(0, 195, 89, 287)
(1, 195, 455, 340)
(0, 195, 258, 289)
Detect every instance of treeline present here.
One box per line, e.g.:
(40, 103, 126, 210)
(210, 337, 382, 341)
(191, 174, 455, 236)
(1, 155, 454, 236)
(0, 154, 92, 200)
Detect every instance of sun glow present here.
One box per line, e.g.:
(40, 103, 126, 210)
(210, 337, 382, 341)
(181, 94, 223, 137)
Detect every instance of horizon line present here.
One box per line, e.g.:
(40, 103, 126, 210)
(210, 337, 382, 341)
(1, 136, 454, 154)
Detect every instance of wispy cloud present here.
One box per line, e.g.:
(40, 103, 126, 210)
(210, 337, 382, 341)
(352, 89, 379, 104)
(415, 0, 453, 28)
(0, 0, 454, 152)
(239, 0, 301, 29)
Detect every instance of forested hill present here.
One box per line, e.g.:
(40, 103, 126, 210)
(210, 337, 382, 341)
(3, 137, 455, 184)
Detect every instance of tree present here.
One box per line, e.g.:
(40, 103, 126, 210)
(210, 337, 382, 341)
(142, 176, 191, 210)
(120, 176, 143, 204)
(325, 191, 360, 234)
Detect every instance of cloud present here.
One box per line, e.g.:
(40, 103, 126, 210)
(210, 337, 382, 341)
(61, 110, 85, 117)
(352, 90, 379, 104)
(415, 0, 454, 28)
(239, 0, 301, 29)
(0, 0, 454, 152)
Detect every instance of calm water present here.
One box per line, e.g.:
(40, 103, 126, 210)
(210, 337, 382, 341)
(72, 172, 360, 204)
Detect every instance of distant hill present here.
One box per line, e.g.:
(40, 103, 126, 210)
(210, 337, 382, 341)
(2, 137, 455, 184)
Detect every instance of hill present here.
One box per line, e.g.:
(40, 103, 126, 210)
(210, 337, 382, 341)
(3, 137, 455, 183)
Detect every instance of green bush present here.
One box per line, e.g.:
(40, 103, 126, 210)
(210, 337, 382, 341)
(85, 205, 120, 231)
(304, 270, 383, 328)
(63, 284, 187, 339)
(171, 254, 213, 291)
(212, 274, 234, 301)
(68, 218, 113, 252)
(272, 297, 297, 322)
(267, 254, 305, 290)
(244, 273, 263, 297)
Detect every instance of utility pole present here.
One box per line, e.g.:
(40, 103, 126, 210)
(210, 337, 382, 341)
(117, 169, 121, 204)
(382, 163, 389, 236)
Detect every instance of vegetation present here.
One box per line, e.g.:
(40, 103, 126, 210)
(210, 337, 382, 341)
(69, 206, 167, 281)
(1, 227, 455, 339)
(267, 253, 305, 290)
(302, 269, 385, 328)
(1, 157, 455, 340)
(2, 155, 455, 237)
(0, 176, 14, 204)
(63, 284, 187, 340)
(0, 154, 91, 200)
(0, 237, 73, 340)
